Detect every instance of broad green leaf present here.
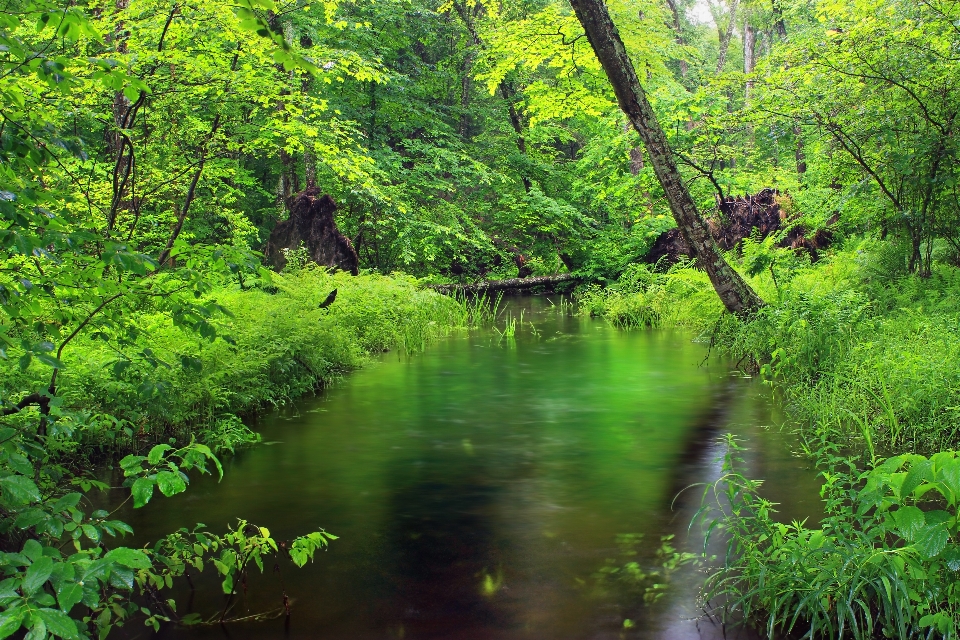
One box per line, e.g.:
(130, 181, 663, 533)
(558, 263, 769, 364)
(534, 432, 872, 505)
(55, 582, 82, 613)
(891, 505, 925, 542)
(131, 477, 154, 508)
(937, 458, 960, 502)
(147, 444, 171, 465)
(36, 607, 78, 639)
(22, 556, 53, 595)
(943, 544, 960, 571)
(156, 470, 186, 497)
(0, 606, 25, 640)
(0, 476, 41, 505)
(900, 458, 931, 498)
(33, 353, 64, 369)
(104, 548, 151, 569)
(915, 524, 949, 559)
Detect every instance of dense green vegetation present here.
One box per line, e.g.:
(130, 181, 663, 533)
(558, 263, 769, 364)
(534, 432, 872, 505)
(2, 0, 960, 636)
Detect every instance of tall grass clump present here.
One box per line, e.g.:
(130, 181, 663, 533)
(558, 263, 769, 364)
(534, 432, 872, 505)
(577, 262, 723, 330)
(710, 244, 960, 455)
(2, 267, 468, 456)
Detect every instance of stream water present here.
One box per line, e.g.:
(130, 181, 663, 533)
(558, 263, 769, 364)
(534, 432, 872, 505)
(120, 296, 823, 639)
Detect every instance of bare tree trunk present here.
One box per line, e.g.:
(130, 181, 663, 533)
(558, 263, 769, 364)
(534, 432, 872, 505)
(716, 0, 740, 74)
(772, 0, 787, 39)
(743, 20, 757, 103)
(794, 124, 807, 176)
(569, 0, 763, 315)
(664, 0, 688, 78)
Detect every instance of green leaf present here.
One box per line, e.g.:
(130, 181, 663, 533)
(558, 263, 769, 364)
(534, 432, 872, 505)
(22, 540, 43, 561)
(901, 458, 931, 498)
(36, 607, 78, 639)
(121, 84, 140, 102)
(147, 444, 171, 465)
(891, 505, 925, 541)
(938, 458, 960, 501)
(51, 493, 81, 512)
(131, 477, 154, 508)
(0, 475, 41, 505)
(0, 606, 25, 640)
(15, 509, 46, 530)
(22, 555, 53, 595)
(104, 548, 151, 569)
(119, 455, 144, 472)
(156, 470, 186, 497)
(915, 524, 949, 559)
(943, 544, 960, 571)
(23, 618, 44, 640)
(81, 524, 99, 543)
(56, 582, 82, 614)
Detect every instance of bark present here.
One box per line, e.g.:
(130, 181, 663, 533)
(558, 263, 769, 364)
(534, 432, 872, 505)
(431, 273, 577, 294)
(794, 124, 806, 176)
(268, 12, 298, 209)
(772, 0, 787, 39)
(663, 0, 688, 78)
(715, 0, 740, 74)
(568, 0, 763, 315)
(743, 21, 757, 103)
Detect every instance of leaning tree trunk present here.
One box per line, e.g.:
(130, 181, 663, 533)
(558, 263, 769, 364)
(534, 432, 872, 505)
(568, 0, 763, 315)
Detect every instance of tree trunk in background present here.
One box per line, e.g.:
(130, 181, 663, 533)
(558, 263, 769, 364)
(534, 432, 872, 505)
(743, 21, 757, 103)
(715, 0, 740, 74)
(453, 2, 532, 193)
(794, 124, 807, 177)
(772, 0, 787, 39)
(664, 0, 688, 78)
(568, 0, 764, 315)
(268, 12, 298, 209)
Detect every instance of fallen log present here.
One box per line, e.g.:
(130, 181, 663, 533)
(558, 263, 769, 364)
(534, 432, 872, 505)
(430, 273, 578, 294)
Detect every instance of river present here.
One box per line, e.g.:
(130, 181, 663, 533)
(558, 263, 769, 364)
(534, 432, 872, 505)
(120, 296, 822, 639)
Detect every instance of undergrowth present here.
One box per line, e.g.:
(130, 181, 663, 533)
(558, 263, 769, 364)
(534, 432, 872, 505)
(582, 239, 960, 638)
(2, 267, 480, 459)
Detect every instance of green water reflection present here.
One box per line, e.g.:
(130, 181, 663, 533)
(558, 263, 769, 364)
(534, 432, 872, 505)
(124, 296, 821, 639)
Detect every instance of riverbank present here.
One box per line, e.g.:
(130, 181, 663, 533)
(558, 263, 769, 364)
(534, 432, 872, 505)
(579, 239, 960, 637)
(5, 268, 481, 459)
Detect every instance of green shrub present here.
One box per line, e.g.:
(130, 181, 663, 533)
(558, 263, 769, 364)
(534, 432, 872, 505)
(3, 268, 472, 456)
(703, 437, 960, 639)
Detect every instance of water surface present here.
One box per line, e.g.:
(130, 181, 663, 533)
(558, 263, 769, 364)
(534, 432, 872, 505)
(123, 297, 821, 639)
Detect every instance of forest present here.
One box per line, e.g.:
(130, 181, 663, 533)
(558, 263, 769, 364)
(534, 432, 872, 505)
(2, 0, 960, 637)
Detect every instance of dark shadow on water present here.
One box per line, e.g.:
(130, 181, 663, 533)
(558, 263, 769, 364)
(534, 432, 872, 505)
(120, 296, 821, 640)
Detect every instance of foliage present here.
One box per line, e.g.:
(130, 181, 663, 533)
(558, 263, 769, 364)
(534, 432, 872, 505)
(577, 261, 723, 329)
(702, 436, 960, 639)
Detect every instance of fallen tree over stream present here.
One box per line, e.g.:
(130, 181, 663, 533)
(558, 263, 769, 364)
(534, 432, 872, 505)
(430, 273, 578, 294)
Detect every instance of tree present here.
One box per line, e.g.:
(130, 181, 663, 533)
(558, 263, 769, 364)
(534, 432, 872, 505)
(567, 0, 764, 315)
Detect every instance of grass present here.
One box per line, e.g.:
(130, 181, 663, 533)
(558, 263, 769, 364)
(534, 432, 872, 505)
(3, 267, 485, 458)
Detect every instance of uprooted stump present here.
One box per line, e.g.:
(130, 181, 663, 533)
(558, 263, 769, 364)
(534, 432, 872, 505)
(265, 187, 359, 274)
(644, 188, 837, 267)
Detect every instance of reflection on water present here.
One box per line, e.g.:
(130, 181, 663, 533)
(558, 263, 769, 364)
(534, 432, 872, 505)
(121, 296, 822, 639)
